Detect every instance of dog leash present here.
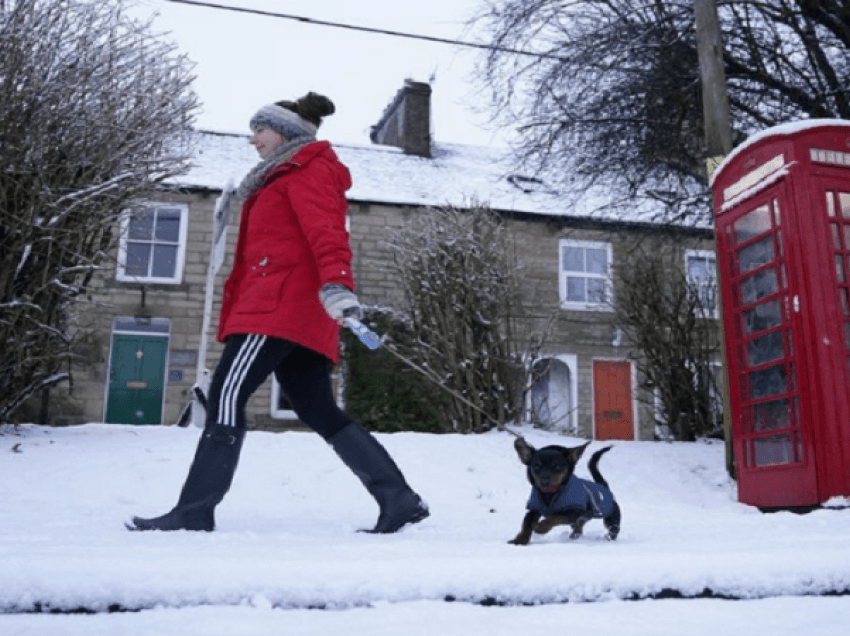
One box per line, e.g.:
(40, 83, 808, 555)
(343, 316, 513, 432)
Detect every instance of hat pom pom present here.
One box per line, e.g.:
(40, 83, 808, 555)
(277, 92, 335, 127)
(300, 92, 335, 118)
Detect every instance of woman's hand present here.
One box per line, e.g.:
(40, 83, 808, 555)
(320, 284, 362, 324)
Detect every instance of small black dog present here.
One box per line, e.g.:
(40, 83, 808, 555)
(509, 437, 621, 545)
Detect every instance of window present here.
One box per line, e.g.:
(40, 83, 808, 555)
(116, 203, 189, 284)
(653, 360, 725, 439)
(270, 368, 344, 420)
(528, 355, 578, 434)
(697, 360, 726, 433)
(685, 249, 718, 318)
(558, 239, 613, 310)
(270, 376, 297, 420)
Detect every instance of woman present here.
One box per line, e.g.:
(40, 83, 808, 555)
(128, 92, 428, 534)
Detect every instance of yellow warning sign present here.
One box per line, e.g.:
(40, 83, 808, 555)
(706, 155, 726, 179)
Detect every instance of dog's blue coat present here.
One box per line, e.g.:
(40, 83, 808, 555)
(526, 475, 616, 518)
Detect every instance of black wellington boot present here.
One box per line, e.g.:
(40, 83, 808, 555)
(126, 424, 246, 532)
(328, 421, 429, 534)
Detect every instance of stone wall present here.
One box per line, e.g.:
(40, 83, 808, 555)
(46, 189, 715, 441)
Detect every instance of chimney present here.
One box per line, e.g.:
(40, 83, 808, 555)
(369, 79, 432, 158)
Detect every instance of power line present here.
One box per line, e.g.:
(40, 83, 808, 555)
(163, 0, 564, 60)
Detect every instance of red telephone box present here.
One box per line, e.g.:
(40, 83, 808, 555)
(711, 119, 850, 508)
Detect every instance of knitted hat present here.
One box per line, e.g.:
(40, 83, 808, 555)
(249, 92, 335, 139)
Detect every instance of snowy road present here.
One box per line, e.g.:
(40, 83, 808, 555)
(1, 424, 847, 633)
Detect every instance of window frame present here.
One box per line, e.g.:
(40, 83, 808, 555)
(685, 248, 719, 319)
(270, 367, 345, 420)
(116, 202, 189, 285)
(526, 354, 579, 434)
(558, 239, 614, 311)
(652, 359, 725, 439)
(270, 376, 298, 420)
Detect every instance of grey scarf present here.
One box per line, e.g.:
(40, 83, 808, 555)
(237, 135, 313, 199)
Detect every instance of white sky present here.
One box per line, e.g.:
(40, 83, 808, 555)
(131, 0, 504, 146)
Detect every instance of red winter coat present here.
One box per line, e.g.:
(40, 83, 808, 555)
(216, 141, 354, 363)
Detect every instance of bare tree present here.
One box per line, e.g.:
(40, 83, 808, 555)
(612, 241, 722, 441)
(387, 204, 547, 432)
(471, 0, 850, 224)
(0, 0, 199, 423)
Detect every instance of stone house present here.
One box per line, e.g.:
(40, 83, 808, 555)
(56, 81, 719, 440)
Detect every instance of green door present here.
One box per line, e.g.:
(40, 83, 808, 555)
(105, 334, 168, 424)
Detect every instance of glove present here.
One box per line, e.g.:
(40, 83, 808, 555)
(320, 284, 362, 321)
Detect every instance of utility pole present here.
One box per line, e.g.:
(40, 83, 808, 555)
(695, 0, 732, 161)
(694, 0, 735, 477)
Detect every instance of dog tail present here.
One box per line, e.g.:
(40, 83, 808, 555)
(588, 445, 613, 488)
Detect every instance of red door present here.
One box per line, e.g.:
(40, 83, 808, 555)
(593, 360, 634, 440)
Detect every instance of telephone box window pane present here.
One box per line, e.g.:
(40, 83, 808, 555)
(843, 226, 850, 251)
(740, 269, 777, 304)
(733, 204, 772, 243)
(844, 323, 850, 349)
(749, 365, 787, 399)
(773, 200, 781, 227)
(743, 300, 781, 334)
(836, 255, 846, 283)
(841, 288, 850, 316)
(747, 331, 784, 366)
(840, 192, 850, 217)
(738, 237, 774, 273)
(753, 434, 794, 466)
(831, 224, 842, 250)
(753, 398, 789, 431)
(826, 192, 835, 217)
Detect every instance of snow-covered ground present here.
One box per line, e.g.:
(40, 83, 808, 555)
(1, 423, 848, 635)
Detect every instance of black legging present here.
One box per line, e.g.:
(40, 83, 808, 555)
(205, 334, 352, 439)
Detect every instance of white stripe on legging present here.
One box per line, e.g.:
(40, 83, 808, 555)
(218, 334, 266, 427)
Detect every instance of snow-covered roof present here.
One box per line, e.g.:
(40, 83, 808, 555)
(172, 131, 590, 219)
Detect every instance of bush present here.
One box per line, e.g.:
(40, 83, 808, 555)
(342, 310, 451, 433)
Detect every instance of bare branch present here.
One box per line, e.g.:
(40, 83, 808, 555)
(0, 0, 200, 422)
(470, 0, 850, 224)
